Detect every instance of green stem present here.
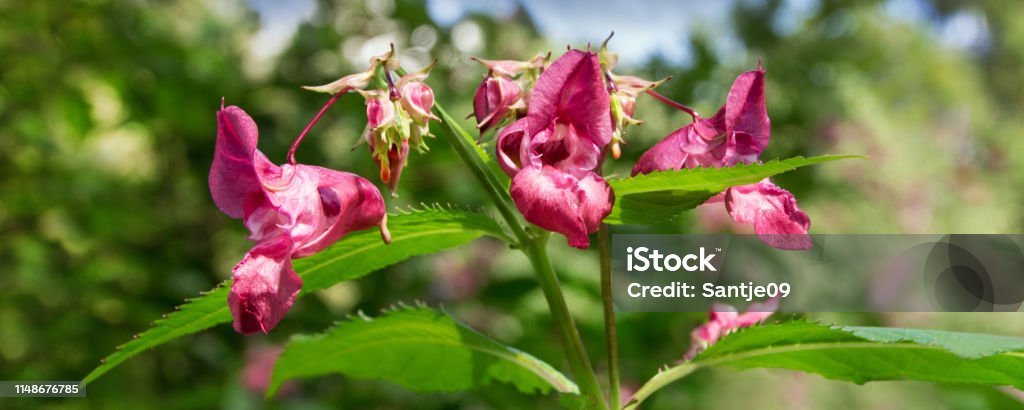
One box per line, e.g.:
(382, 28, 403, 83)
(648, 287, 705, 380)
(423, 81, 606, 408)
(597, 224, 620, 408)
(524, 235, 608, 410)
(431, 103, 529, 244)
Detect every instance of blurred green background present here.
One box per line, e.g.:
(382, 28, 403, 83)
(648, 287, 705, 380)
(2, 0, 1024, 408)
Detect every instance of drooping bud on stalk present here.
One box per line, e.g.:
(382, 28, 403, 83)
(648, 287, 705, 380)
(599, 33, 669, 159)
(364, 90, 395, 132)
(307, 44, 434, 196)
(473, 76, 521, 134)
(470, 53, 549, 136)
(396, 61, 440, 152)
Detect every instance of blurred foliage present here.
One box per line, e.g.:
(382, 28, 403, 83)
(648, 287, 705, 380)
(1, 0, 1023, 408)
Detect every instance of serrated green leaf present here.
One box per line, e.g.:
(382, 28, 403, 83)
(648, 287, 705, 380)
(83, 208, 508, 385)
(625, 321, 1024, 409)
(605, 155, 859, 224)
(268, 306, 579, 397)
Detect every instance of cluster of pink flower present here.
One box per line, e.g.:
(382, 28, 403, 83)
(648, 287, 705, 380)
(210, 43, 803, 336)
(478, 45, 811, 250)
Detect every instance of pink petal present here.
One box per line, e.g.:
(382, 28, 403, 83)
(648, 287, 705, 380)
(292, 166, 387, 257)
(242, 345, 297, 396)
(725, 179, 812, 250)
(708, 303, 739, 324)
(471, 58, 529, 77)
(250, 152, 324, 243)
(684, 320, 723, 360)
(228, 236, 303, 334)
(365, 92, 394, 130)
(525, 120, 602, 175)
(732, 297, 779, 327)
(510, 166, 611, 248)
(631, 114, 728, 176)
(692, 320, 723, 344)
(496, 118, 529, 176)
(210, 106, 261, 219)
(243, 200, 286, 243)
(632, 127, 688, 176)
(723, 68, 770, 165)
(575, 172, 614, 235)
(527, 50, 611, 148)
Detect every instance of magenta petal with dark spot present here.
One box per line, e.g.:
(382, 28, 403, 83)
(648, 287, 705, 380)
(293, 166, 387, 257)
(211, 105, 387, 334)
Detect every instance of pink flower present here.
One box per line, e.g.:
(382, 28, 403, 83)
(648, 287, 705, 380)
(496, 49, 614, 248)
(632, 65, 811, 250)
(683, 297, 778, 360)
(210, 105, 389, 334)
(241, 345, 297, 396)
(633, 67, 769, 173)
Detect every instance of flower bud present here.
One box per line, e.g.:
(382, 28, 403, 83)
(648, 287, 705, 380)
(370, 138, 409, 197)
(399, 81, 436, 125)
(473, 75, 521, 133)
(364, 91, 395, 132)
(607, 73, 668, 157)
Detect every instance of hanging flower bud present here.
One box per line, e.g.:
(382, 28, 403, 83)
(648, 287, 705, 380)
(471, 53, 549, 135)
(399, 81, 435, 124)
(359, 89, 410, 196)
(396, 61, 439, 151)
(364, 90, 395, 134)
(473, 76, 521, 134)
(305, 44, 431, 196)
(599, 33, 667, 159)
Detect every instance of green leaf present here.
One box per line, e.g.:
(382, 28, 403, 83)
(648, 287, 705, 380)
(268, 306, 579, 397)
(82, 208, 509, 385)
(605, 155, 859, 224)
(625, 321, 1024, 409)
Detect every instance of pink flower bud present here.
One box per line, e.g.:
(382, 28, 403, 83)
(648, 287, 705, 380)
(365, 92, 394, 131)
(473, 75, 521, 133)
(399, 81, 436, 125)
